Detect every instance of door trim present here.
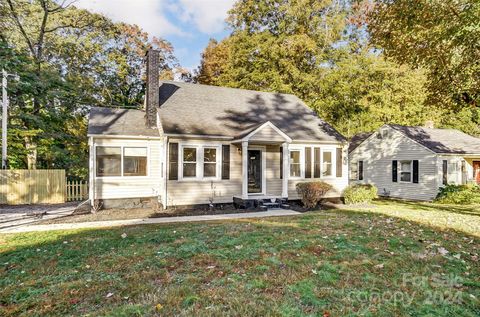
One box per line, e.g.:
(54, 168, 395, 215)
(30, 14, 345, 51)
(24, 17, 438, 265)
(248, 145, 266, 195)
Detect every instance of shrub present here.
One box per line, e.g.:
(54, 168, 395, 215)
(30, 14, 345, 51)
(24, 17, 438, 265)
(343, 184, 378, 205)
(296, 181, 333, 208)
(435, 184, 480, 204)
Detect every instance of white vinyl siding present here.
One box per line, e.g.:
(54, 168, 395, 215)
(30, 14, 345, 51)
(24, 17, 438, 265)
(350, 126, 438, 201)
(92, 138, 162, 200)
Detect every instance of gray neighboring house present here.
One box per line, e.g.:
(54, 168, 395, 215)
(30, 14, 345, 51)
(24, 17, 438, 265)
(349, 124, 480, 201)
(87, 49, 349, 208)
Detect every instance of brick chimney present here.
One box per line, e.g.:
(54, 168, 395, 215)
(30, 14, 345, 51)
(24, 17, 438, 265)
(145, 49, 160, 128)
(424, 120, 435, 129)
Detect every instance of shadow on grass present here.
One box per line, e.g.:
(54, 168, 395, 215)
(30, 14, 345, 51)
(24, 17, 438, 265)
(1, 211, 479, 317)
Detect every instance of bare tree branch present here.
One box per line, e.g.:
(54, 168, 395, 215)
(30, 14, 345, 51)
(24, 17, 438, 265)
(6, 0, 35, 57)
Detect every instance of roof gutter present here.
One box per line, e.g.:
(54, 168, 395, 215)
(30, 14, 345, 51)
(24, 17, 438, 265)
(87, 134, 162, 140)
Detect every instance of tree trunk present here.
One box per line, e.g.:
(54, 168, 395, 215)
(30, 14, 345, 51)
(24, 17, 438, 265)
(25, 136, 37, 169)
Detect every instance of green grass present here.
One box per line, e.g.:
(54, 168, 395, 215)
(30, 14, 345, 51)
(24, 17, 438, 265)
(1, 200, 479, 316)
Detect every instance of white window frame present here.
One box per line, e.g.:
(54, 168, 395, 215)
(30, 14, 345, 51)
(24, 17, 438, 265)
(179, 143, 222, 181)
(321, 148, 336, 179)
(399, 160, 413, 183)
(289, 147, 304, 179)
(95, 145, 150, 179)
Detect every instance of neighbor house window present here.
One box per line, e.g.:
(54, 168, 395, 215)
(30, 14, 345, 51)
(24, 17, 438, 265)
(358, 161, 364, 181)
(322, 150, 333, 177)
(290, 150, 301, 177)
(400, 160, 412, 182)
(183, 147, 197, 178)
(96, 147, 121, 177)
(203, 148, 217, 177)
(123, 147, 147, 176)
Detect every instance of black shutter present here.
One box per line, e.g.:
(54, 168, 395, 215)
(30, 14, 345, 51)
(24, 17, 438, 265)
(305, 147, 312, 178)
(222, 145, 230, 180)
(168, 143, 178, 180)
(413, 160, 419, 183)
(280, 146, 283, 179)
(314, 147, 321, 178)
(336, 148, 342, 177)
(358, 161, 364, 181)
(442, 160, 448, 185)
(392, 160, 398, 182)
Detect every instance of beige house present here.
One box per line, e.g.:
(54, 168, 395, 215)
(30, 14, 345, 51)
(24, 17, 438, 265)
(87, 49, 349, 208)
(349, 124, 480, 201)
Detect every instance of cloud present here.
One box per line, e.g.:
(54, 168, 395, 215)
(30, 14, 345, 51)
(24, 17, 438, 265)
(74, 0, 185, 36)
(169, 0, 236, 34)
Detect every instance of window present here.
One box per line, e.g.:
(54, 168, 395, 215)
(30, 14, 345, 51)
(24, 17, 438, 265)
(322, 151, 333, 177)
(358, 161, 364, 181)
(96, 147, 121, 177)
(203, 148, 217, 177)
(123, 147, 147, 176)
(400, 160, 412, 182)
(183, 147, 197, 178)
(290, 150, 301, 177)
(314, 148, 321, 178)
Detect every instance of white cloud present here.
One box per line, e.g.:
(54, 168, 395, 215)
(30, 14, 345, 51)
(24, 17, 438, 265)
(170, 0, 236, 34)
(74, 0, 235, 36)
(74, 0, 185, 36)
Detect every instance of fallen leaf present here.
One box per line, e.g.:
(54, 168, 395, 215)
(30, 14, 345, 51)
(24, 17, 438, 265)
(121, 233, 127, 239)
(374, 263, 384, 269)
(106, 292, 114, 298)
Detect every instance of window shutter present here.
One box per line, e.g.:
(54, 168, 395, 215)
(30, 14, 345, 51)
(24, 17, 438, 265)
(168, 143, 178, 180)
(392, 160, 398, 182)
(222, 145, 230, 180)
(336, 148, 342, 177)
(314, 147, 321, 178)
(305, 147, 312, 178)
(442, 160, 448, 185)
(358, 161, 364, 181)
(280, 146, 283, 179)
(413, 160, 419, 183)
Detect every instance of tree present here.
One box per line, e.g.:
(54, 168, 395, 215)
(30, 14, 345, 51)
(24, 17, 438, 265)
(368, 0, 480, 110)
(1, 0, 178, 176)
(313, 51, 432, 137)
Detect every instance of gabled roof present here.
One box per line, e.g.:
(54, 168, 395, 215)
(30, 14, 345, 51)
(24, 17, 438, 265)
(348, 132, 373, 153)
(88, 81, 345, 142)
(88, 107, 159, 137)
(388, 124, 480, 154)
(349, 124, 480, 155)
(156, 81, 345, 142)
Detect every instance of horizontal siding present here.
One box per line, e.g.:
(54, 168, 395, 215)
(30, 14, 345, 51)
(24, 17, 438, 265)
(167, 143, 242, 205)
(350, 127, 438, 201)
(250, 125, 285, 142)
(266, 145, 282, 196)
(93, 138, 163, 199)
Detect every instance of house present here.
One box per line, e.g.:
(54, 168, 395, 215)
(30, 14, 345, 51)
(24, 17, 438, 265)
(349, 124, 480, 201)
(87, 49, 349, 209)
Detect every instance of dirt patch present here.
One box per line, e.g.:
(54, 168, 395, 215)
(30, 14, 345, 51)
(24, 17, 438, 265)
(37, 205, 268, 224)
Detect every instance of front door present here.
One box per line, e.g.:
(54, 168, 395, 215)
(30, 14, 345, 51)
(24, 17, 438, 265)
(474, 161, 480, 184)
(248, 150, 262, 193)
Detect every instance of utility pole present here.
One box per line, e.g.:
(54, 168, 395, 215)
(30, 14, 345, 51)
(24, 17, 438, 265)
(2, 69, 7, 169)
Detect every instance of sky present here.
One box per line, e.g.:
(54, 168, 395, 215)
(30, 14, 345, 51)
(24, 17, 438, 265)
(75, 0, 236, 72)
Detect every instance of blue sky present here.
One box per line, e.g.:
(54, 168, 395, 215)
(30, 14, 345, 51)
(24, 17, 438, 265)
(75, 0, 236, 71)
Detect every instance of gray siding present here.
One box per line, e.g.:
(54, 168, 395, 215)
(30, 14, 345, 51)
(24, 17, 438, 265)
(350, 126, 439, 201)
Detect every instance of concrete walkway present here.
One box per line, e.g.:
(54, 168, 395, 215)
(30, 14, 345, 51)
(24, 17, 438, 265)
(0, 209, 301, 234)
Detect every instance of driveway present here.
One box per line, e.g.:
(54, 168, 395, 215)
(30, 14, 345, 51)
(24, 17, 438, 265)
(0, 203, 77, 231)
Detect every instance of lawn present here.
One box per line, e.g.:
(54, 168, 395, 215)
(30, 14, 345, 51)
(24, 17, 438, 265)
(1, 201, 479, 316)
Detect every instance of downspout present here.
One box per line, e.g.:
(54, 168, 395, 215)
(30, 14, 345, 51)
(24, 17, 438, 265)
(163, 136, 169, 209)
(89, 136, 95, 206)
